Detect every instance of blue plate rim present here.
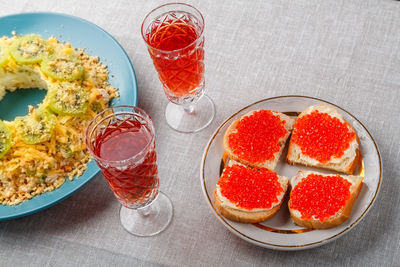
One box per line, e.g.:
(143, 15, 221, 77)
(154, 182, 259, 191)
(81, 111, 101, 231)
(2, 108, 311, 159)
(0, 12, 138, 220)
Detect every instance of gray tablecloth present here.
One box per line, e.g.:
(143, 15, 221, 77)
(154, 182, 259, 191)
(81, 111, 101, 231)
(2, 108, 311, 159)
(0, 0, 399, 266)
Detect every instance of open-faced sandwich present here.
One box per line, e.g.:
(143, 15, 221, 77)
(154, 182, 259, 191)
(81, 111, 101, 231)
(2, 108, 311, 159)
(288, 170, 363, 229)
(287, 104, 360, 174)
(224, 109, 295, 171)
(214, 160, 289, 223)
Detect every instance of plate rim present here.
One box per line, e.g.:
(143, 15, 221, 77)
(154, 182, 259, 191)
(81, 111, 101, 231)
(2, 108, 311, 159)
(0, 12, 138, 220)
(200, 95, 382, 250)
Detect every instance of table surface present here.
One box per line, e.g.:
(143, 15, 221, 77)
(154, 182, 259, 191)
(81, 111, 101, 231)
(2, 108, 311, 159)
(1, 0, 399, 266)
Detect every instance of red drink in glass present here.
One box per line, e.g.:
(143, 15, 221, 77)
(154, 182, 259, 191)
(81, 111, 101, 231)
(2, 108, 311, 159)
(86, 106, 173, 236)
(145, 13, 204, 97)
(142, 3, 215, 133)
(86, 106, 160, 210)
(86, 105, 173, 237)
(142, 7, 205, 104)
(93, 118, 158, 208)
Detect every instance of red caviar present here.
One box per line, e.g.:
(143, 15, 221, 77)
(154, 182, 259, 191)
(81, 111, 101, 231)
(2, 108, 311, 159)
(289, 174, 351, 221)
(228, 110, 287, 163)
(291, 110, 355, 163)
(217, 164, 283, 210)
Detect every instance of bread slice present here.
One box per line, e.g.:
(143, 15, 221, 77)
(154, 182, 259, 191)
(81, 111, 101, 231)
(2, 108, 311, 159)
(224, 110, 295, 171)
(214, 160, 289, 223)
(288, 170, 363, 229)
(287, 104, 360, 174)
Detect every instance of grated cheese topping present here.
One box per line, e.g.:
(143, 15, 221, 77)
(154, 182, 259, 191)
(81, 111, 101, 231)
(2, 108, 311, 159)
(0, 34, 118, 205)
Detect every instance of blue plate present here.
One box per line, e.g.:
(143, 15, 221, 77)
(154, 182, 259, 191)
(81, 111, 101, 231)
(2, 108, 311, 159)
(0, 12, 138, 220)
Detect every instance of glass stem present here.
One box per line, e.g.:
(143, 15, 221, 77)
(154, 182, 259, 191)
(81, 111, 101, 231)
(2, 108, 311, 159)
(183, 104, 194, 114)
(137, 204, 152, 217)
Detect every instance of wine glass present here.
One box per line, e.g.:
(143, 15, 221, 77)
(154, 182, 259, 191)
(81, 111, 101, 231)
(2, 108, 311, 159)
(141, 3, 215, 133)
(85, 105, 173, 236)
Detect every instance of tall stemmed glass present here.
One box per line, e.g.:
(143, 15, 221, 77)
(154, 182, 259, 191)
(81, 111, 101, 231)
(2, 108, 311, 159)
(86, 105, 173, 236)
(141, 3, 215, 133)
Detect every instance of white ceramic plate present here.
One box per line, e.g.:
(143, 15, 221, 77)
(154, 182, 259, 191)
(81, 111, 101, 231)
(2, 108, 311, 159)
(200, 95, 382, 250)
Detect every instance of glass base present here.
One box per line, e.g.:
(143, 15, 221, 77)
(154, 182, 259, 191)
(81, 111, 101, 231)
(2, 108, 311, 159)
(119, 191, 173, 237)
(165, 94, 215, 133)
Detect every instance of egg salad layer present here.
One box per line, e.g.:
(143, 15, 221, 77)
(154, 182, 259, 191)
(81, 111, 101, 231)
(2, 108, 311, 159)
(0, 34, 117, 205)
